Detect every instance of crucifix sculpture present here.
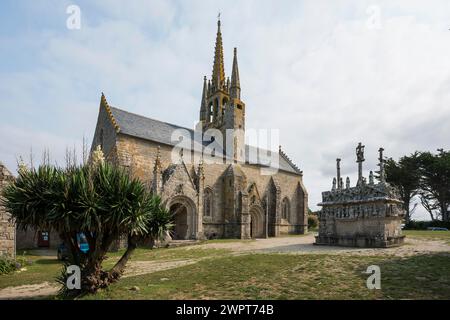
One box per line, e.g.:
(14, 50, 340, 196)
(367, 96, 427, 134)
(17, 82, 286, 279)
(356, 142, 365, 185)
(336, 158, 342, 190)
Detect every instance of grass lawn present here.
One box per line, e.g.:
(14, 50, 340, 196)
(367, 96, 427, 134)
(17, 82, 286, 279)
(0, 252, 62, 289)
(1, 233, 450, 300)
(0, 247, 229, 289)
(86, 253, 450, 300)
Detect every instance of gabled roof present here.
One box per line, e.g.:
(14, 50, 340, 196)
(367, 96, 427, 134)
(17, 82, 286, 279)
(0, 162, 14, 181)
(106, 105, 302, 175)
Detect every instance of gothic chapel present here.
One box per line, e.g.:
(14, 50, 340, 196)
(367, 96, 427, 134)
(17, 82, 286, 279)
(91, 19, 308, 240)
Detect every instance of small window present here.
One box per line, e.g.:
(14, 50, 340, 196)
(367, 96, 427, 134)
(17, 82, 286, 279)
(237, 105, 243, 110)
(282, 197, 290, 221)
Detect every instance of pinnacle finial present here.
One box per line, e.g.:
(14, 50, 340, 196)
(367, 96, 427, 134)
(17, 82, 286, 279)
(230, 47, 241, 99)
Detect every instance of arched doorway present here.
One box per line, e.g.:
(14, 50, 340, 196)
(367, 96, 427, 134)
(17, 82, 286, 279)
(170, 203, 188, 240)
(167, 196, 197, 240)
(250, 205, 264, 238)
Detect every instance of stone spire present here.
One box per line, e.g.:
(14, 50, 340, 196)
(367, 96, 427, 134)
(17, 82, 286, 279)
(212, 18, 225, 90)
(230, 47, 241, 99)
(199, 76, 208, 122)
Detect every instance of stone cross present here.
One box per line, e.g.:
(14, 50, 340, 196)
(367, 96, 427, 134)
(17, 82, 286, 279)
(336, 158, 341, 190)
(356, 142, 365, 185)
(378, 147, 385, 183)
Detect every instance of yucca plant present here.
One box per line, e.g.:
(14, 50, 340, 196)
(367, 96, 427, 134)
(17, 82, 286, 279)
(2, 162, 172, 297)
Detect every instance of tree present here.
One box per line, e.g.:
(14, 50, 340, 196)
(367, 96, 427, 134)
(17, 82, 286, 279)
(418, 150, 450, 222)
(2, 161, 173, 296)
(385, 152, 421, 223)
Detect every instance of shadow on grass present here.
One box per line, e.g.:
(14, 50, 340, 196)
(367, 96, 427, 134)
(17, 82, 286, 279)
(34, 259, 61, 265)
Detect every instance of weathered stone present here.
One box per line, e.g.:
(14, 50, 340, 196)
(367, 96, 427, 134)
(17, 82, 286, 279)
(315, 144, 405, 248)
(0, 162, 15, 258)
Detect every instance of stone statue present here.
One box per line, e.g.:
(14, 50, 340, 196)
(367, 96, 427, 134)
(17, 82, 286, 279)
(356, 142, 365, 162)
(378, 147, 386, 183)
(336, 158, 341, 189)
(346, 177, 350, 189)
(356, 142, 365, 185)
(369, 171, 374, 185)
(332, 177, 337, 191)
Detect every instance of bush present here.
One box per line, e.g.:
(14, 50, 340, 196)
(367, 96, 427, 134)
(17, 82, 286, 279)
(0, 256, 18, 275)
(404, 220, 450, 230)
(308, 214, 319, 230)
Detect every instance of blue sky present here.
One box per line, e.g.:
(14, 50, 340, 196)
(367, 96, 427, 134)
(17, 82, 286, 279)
(2, 0, 450, 219)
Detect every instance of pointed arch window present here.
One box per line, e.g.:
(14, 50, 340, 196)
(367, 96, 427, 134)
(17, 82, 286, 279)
(204, 188, 213, 217)
(282, 197, 290, 221)
(208, 103, 214, 123)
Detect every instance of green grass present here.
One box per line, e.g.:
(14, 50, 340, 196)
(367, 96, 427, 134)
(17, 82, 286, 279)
(0, 247, 229, 289)
(0, 253, 62, 289)
(85, 253, 450, 300)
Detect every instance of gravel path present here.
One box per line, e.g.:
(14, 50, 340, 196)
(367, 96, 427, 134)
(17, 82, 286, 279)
(192, 234, 450, 257)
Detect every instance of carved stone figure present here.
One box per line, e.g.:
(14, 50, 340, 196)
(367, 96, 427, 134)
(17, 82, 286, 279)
(369, 171, 374, 185)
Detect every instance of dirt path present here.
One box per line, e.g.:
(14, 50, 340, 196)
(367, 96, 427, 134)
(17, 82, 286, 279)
(1, 234, 449, 299)
(0, 282, 60, 300)
(190, 234, 450, 257)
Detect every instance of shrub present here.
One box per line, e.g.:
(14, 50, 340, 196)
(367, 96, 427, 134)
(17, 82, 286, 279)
(0, 256, 18, 275)
(404, 220, 450, 230)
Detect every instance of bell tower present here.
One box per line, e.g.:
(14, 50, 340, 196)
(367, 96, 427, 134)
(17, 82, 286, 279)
(199, 17, 246, 161)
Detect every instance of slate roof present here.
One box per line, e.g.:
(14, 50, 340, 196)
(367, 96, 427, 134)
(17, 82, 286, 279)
(109, 106, 302, 175)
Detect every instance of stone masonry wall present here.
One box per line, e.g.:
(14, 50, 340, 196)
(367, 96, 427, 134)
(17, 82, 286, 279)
(114, 134, 309, 238)
(0, 163, 15, 258)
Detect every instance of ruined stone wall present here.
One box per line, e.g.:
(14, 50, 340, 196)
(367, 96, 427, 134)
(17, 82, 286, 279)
(0, 164, 15, 258)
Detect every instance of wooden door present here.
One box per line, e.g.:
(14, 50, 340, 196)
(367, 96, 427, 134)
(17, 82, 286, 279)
(38, 231, 50, 247)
